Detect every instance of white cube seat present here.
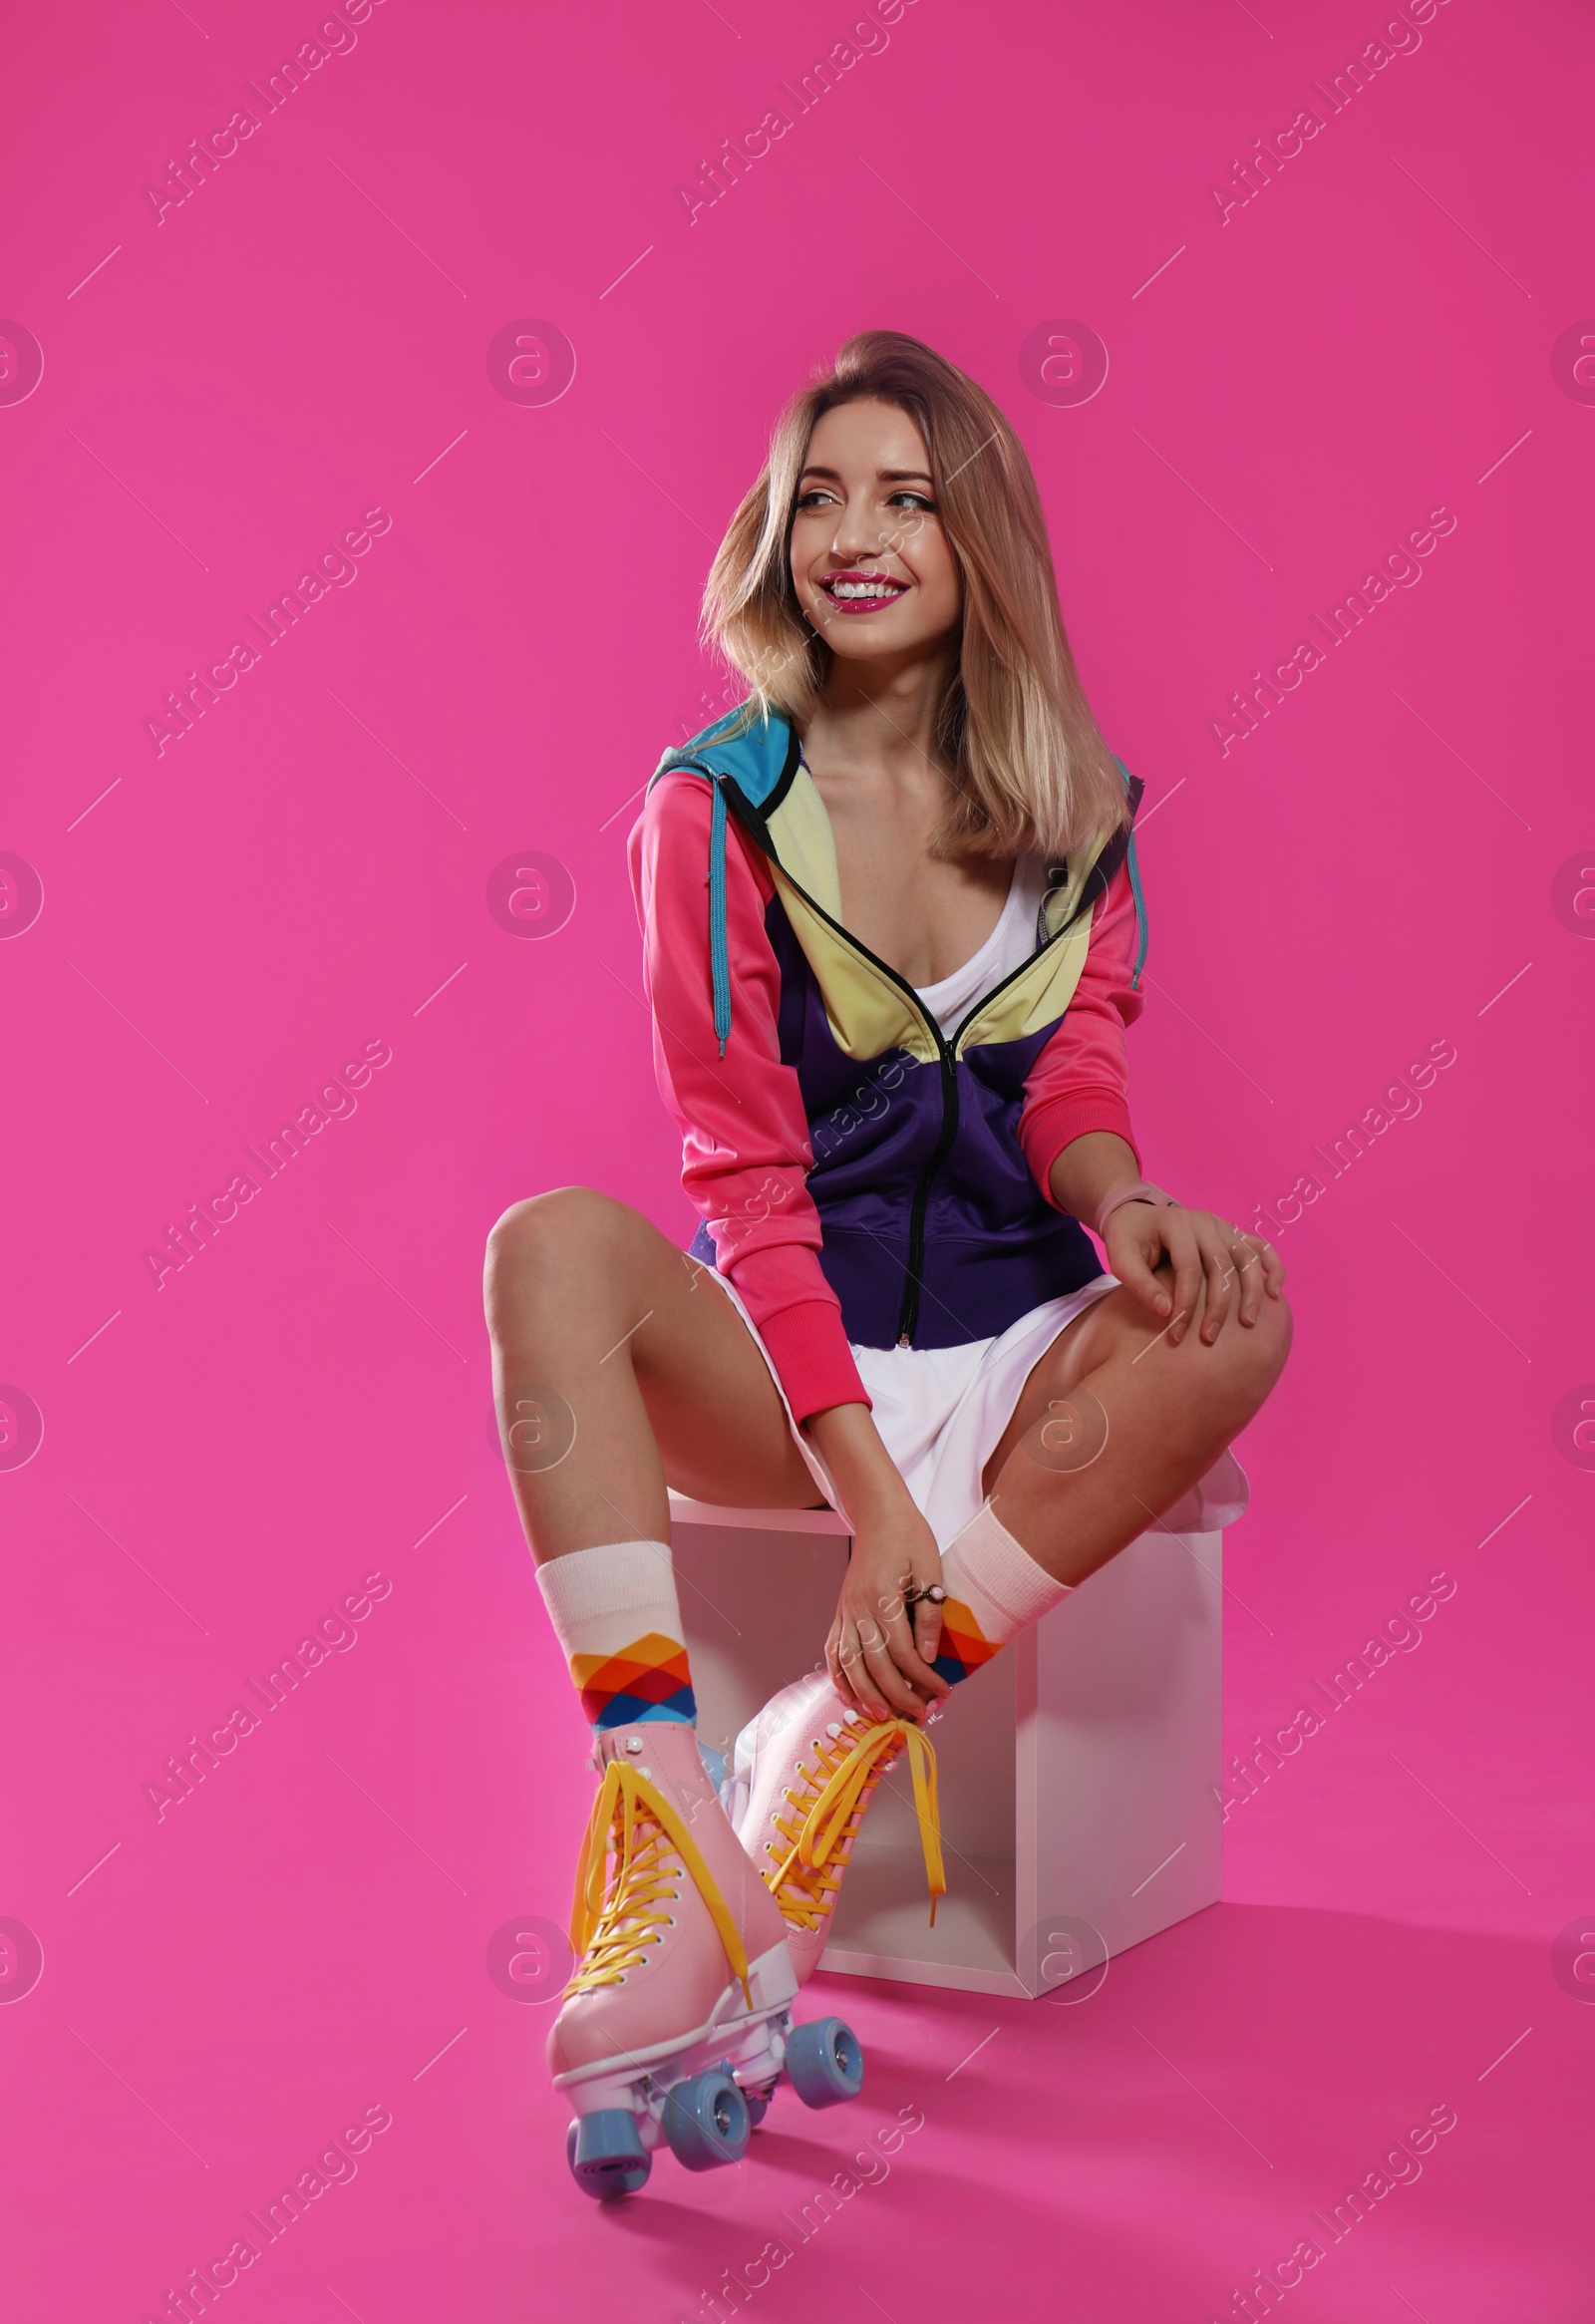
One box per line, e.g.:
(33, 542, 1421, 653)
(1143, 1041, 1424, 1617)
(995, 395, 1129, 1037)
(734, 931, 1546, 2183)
(668, 1493, 1224, 1999)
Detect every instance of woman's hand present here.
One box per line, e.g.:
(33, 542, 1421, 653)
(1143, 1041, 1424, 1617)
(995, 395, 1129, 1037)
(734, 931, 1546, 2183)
(803, 1402, 951, 1722)
(824, 1499, 950, 1721)
(1104, 1201, 1285, 1346)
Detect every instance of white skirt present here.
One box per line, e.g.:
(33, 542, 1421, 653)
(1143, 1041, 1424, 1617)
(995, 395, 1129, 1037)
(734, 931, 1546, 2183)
(708, 1269, 1249, 1550)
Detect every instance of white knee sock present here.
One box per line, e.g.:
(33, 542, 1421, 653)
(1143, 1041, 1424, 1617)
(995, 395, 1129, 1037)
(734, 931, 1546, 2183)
(932, 1502, 1073, 1683)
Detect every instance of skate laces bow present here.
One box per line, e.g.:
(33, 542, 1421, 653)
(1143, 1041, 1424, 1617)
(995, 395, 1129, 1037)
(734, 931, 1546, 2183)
(774, 1716, 946, 1928)
(566, 1761, 752, 2004)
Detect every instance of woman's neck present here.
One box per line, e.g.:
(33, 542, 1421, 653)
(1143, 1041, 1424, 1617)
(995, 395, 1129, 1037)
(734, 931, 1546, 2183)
(796, 648, 1014, 987)
(798, 648, 956, 791)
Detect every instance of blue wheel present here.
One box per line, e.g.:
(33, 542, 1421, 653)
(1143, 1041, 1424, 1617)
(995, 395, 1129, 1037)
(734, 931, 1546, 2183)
(785, 2017, 864, 2109)
(744, 2083, 777, 2129)
(567, 2109, 650, 2198)
(661, 2068, 751, 2170)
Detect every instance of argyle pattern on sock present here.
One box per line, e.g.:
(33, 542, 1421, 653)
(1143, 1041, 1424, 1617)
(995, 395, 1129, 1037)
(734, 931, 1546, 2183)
(930, 1599, 1006, 1686)
(535, 1541, 698, 1732)
(572, 1632, 697, 1728)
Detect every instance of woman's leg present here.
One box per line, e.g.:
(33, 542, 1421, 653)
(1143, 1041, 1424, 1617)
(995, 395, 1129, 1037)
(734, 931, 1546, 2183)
(488, 1191, 811, 2089)
(979, 1260, 1293, 1584)
(483, 1185, 823, 1564)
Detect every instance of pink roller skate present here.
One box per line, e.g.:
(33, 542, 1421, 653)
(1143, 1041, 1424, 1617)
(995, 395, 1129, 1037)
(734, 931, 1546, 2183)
(730, 1672, 946, 1984)
(550, 1722, 864, 2197)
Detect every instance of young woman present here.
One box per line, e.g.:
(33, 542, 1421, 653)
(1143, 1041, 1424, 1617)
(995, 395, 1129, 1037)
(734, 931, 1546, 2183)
(484, 331, 1290, 2187)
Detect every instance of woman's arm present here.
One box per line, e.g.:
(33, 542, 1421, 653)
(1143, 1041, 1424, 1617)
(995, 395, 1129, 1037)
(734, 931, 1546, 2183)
(629, 772, 865, 1423)
(1027, 864, 1284, 1339)
(1047, 1127, 1143, 1223)
(1051, 1132, 1285, 1341)
(629, 774, 946, 1715)
(1016, 859, 1145, 1193)
(804, 1404, 949, 1717)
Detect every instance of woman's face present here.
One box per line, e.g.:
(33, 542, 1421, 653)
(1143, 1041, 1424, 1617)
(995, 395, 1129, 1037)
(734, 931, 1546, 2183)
(789, 397, 962, 666)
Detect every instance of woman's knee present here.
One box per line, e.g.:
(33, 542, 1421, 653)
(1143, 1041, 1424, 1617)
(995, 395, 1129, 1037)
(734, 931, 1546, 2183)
(483, 1186, 629, 1324)
(1206, 1290, 1292, 1418)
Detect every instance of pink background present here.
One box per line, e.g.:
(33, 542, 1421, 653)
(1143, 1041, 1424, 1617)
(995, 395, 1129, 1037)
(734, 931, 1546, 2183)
(3, 1, 1591, 2317)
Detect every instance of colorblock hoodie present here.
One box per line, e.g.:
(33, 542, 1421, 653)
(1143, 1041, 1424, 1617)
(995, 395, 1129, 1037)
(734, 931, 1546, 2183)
(627, 706, 1147, 1425)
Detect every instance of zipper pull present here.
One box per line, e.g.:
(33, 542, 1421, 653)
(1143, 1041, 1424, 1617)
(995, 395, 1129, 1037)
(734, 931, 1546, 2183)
(898, 1331, 911, 1348)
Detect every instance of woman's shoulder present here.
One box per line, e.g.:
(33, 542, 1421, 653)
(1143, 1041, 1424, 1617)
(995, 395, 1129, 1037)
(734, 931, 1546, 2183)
(628, 763, 716, 869)
(642, 757, 712, 810)
(627, 760, 774, 907)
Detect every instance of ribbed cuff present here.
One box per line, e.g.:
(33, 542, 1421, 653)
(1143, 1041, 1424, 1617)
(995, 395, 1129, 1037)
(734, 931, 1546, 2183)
(534, 1539, 680, 1628)
(755, 1298, 871, 1426)
(1023, 1090, 1141, 1212)
(947, 1503, 1073, 1629)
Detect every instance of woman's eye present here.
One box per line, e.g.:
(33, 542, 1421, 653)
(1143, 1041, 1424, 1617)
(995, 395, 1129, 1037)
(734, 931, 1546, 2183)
(889, 492, 936, 512)
(795, 489, 836, 509)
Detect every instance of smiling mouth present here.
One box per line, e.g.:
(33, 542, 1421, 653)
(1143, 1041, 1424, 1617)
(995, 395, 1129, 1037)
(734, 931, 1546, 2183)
(820, 573, 908, 612)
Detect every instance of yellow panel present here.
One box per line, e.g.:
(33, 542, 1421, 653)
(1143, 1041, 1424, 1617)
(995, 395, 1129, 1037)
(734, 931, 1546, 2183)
(953, 912, 1093, 1054)
(756, 776, 1116, 1065)
(764, 770, 843, 920)
(768, 865, 938, 1064)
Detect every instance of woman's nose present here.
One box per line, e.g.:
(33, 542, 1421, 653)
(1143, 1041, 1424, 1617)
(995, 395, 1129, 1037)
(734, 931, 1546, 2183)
(828, 500, 887, 561)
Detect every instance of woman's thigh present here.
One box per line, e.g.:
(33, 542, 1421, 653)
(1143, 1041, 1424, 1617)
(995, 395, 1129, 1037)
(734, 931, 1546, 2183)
(980, 1271, 1290, 1498)
(485, 1188, 825, 1515)
(635, 1262, 827, 1510)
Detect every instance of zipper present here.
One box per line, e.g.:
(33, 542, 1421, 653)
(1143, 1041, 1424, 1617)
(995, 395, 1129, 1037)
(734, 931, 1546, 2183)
(896, 1040, 959, 1344)
(702, 758, 1102, 1349)
(895, 917, 1080, 1345)
(767, 873, 956, 1343)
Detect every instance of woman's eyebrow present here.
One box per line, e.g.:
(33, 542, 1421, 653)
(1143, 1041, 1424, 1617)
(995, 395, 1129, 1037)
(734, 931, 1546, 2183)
(797, 465, 935, 485)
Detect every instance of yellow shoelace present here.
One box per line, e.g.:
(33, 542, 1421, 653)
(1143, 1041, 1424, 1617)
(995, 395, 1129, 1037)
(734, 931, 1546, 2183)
(765, 1715, 946, 1930)
(564, 1761, 752, 2004)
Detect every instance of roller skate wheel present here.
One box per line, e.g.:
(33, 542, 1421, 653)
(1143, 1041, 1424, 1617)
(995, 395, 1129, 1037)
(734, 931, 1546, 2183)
(566, 2110, 651, 2198)
(743, 2081, 779, 2129)
(785, 2017, 864, 2109)
(661, 2067, 751, 2170)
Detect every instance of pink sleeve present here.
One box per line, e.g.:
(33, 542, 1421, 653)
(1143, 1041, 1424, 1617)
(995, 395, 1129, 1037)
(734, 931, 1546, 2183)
(1018, 859, 1145, 1209)
(628, 772, 869, 1425)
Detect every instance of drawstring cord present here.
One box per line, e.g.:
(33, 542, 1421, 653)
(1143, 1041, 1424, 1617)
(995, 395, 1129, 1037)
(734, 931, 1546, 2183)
(1125, 827, 1148, 991)
(709, 776, 732, 1055)
(1115, 756, 1149, 991)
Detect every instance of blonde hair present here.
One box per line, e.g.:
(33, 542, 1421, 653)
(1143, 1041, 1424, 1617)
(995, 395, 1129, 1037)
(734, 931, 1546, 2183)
(700, 329, 1127, 861)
